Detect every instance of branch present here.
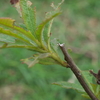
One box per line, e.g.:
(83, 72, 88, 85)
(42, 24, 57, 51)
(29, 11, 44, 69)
(59, 43, 98, 100)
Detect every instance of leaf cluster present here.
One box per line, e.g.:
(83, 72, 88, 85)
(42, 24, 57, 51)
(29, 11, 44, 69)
(0, 0, 66, 67)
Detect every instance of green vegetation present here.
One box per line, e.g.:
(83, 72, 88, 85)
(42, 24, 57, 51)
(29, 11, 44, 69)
(0, 0, 100, 100)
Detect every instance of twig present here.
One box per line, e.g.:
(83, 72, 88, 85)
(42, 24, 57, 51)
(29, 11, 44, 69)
(59, 43, 98, 100)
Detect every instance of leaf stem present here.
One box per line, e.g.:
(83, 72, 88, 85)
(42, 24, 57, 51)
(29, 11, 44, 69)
(59, 43, 99, 100)
(50, 52, 67, 67)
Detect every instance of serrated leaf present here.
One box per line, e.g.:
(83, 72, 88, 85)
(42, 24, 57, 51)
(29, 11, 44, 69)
(53, 81, 85, 93)
(34, 53, 50, 59)
(0, 0, 66, 69)
(51, 38, 59, 51)
(21, 57, 39, 68)
(0, 27, 33, 45)
(36, 12, 61, 43)
(21, 53, 51, 67)
(43, 22, 51, 44)
(0, 34, 15, 43)
(20, 0, 36, 36)
(43, 19, 53, 49)
(0, 18, 15, 27)
(39, 57, 60, 65)
(0, 18, 39, 45)
(34, 53, 60, 65)
(12, 0, 22, 17)
(0, 37, 45, 52)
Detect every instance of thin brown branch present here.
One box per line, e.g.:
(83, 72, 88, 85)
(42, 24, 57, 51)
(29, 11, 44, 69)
(59, 43, 98, 100)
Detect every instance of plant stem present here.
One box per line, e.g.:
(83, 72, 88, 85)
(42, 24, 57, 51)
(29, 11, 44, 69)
(59, 43, 98, 100)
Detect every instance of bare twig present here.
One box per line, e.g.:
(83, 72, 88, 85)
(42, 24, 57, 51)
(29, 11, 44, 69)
(59, 43, 98, 100)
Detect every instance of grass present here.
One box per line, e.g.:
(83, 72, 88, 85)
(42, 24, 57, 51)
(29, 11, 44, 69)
(0, 0, 100, 100)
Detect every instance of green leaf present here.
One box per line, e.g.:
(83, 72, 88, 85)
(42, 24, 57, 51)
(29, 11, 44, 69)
(0, 18, 15, 27)
(43, 19, 53, 49)
(42, 0, 64, 49)
(0, 0, 66, 68)
(35, 12, 61, 43)
(0, 37, 45, 53)
(53, 81, 85, 93)
(39, 57, 60, 65)
(0, 43, 46, 52)
(20, 0, 36, 36)
(21, 53, 51, 67)
(50, 38, 59, 52)
(80, 71, 100, 99)
(81, 71, 94, 92)
(0, 34, 15, 43)
(81, 94, 90, 99)
(0, 27, 33, 45)
(0, 43, 8, 48)
(91, 83, 100, 98)
(21, 57, 39, 67)
(53, 72, 100, 99)
(0, 18, 40, 45)
(95, 85, 100, 97)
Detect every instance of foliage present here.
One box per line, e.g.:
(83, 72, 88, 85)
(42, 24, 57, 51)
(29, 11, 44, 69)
(0, 0, 66, 67)
(53, 71, 100, 99)
(0, 0, 100, 100)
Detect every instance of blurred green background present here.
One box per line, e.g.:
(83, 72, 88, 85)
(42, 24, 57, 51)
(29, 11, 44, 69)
(0, 0, 100, 100)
